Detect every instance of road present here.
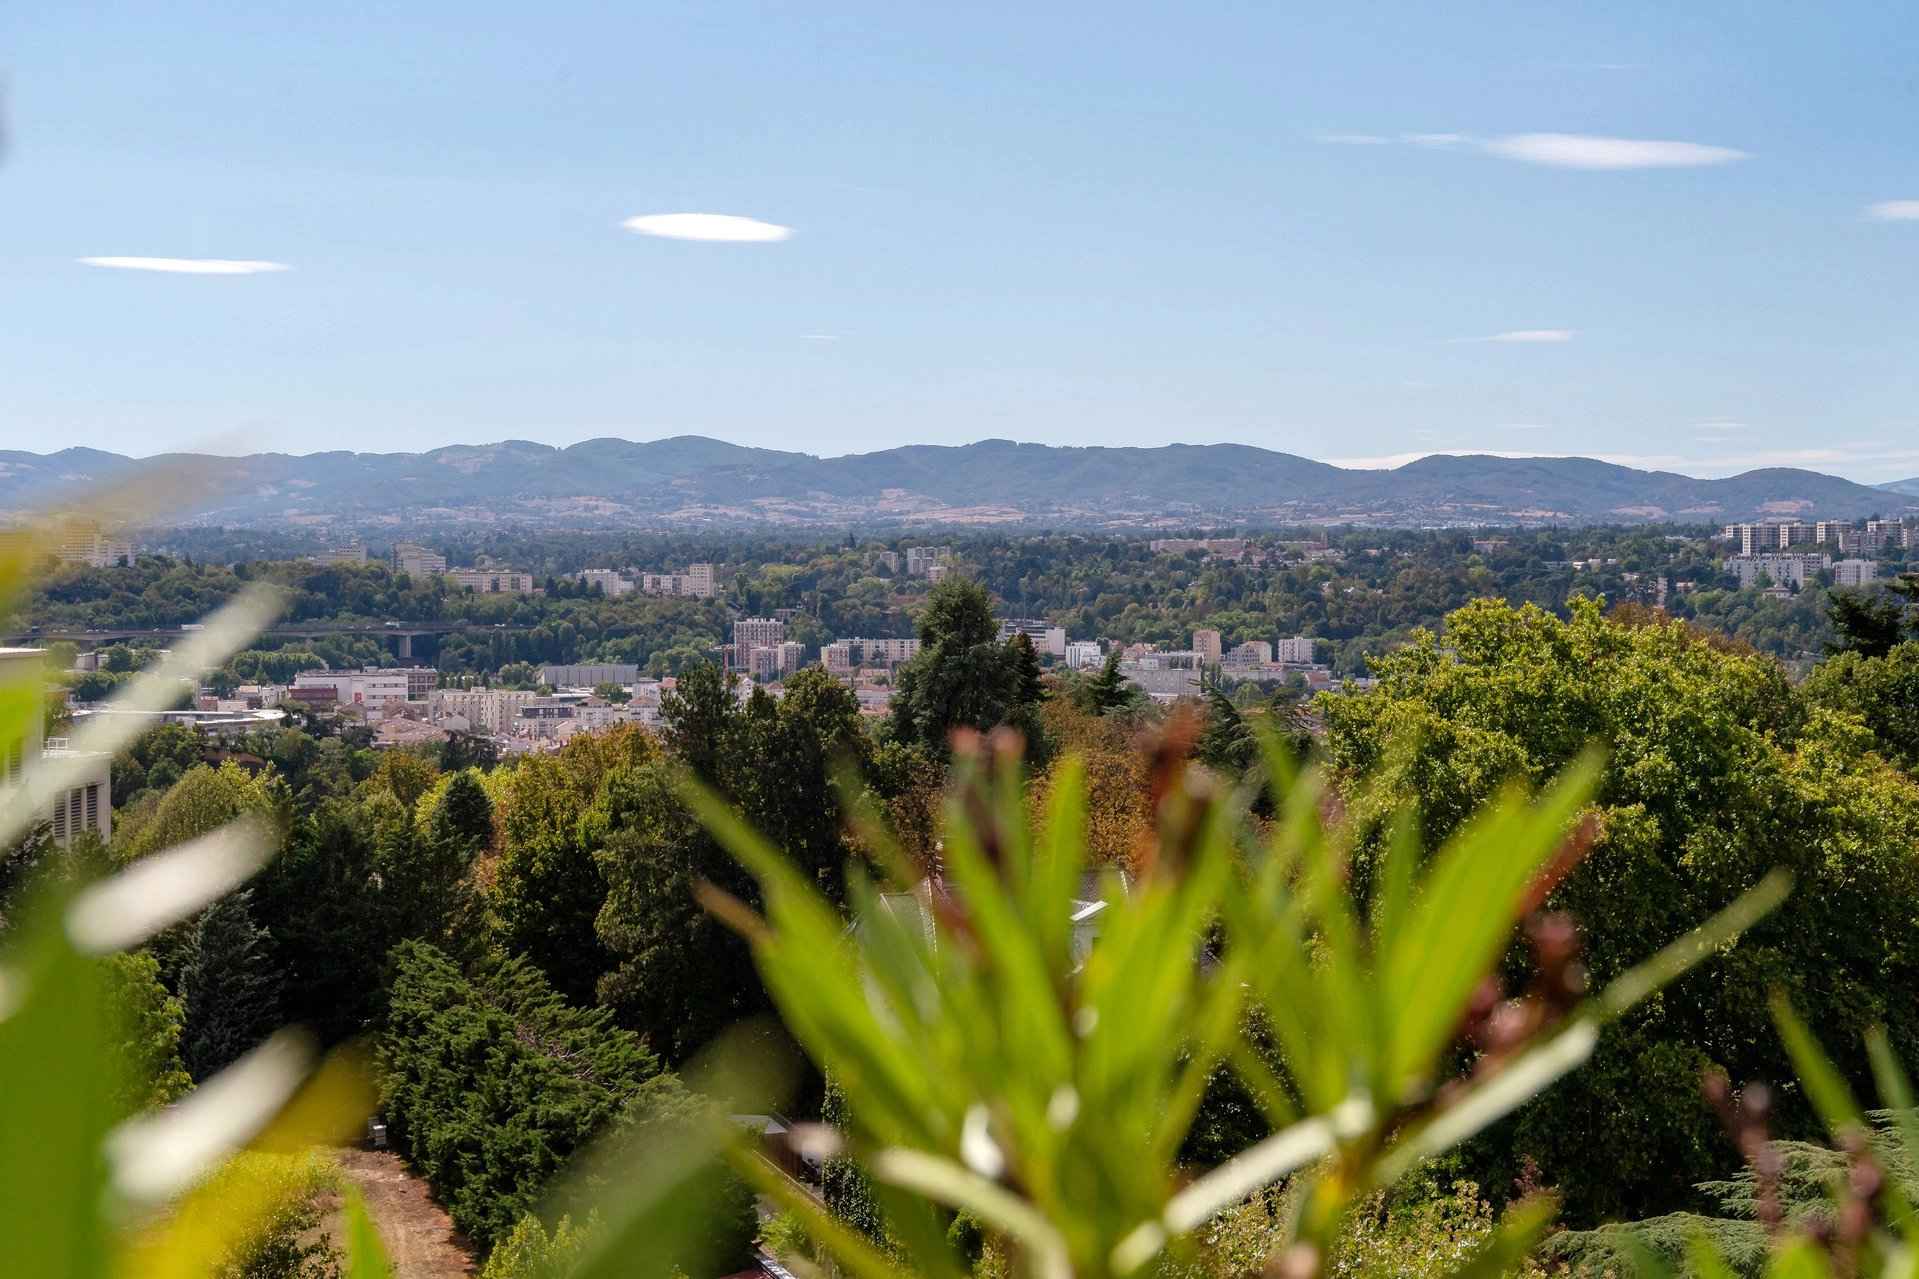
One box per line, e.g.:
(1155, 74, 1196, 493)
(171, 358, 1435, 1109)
(320, 1148, 475, 1279)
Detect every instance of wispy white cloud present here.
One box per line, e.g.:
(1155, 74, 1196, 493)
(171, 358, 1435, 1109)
(802, 333, 840, 342)
(621, 213, 792, 242)
(1499, 423, 1552, 430)
(1482, 133, 1747, 170)
(1866, 200, 1919, 221)
(78, 257, 289, 275)
(1455, 329, 1576, 344)
(1315, 130, 1745, 171)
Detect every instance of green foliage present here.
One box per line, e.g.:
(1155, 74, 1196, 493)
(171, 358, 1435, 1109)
(596, 664, 867, 1060)
(1802, 642, 1919, 774)
(104, 948, 194, 1115)
(378, 939, 667, 1251)
(490, 725, 658, 1004)
(1319, 597, 1919, 1222)
(1824, 580, 1919, 658)
(692, 726, 1781, 1279)
(1069, 652, 1147, 719)
(481, 1214, 593, 1279)
(890, 578, 1047, 753)
(178, 889, 284, 1082)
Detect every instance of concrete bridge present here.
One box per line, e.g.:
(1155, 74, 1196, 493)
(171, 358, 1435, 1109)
(7, 620, 534, 661)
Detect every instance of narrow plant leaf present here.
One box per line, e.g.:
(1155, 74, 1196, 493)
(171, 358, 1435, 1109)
(868, 1148, 1072, 1279)
(66, 818, 275, 953)
(1770, 992, 1864, 1136)
(343, 1188, 393, 1279)
(106, 1030, 315, 1205)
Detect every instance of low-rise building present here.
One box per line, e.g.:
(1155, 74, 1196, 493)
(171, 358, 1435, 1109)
(577, 569, 634, 598)
(539, 663, 640, 688)
(428, 687, 540, 735)
(293, 668, 417, 709)
(310, 543, 368, 565)
(822, 637, 921, 672)
(445, 568, 539, 595)
(997, 619, 1067, 658)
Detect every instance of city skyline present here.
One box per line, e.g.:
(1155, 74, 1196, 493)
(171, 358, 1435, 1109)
(5, 3, 1919, 481)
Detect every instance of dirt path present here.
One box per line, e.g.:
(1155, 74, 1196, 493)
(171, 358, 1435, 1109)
(318, 1147, 477, 1279)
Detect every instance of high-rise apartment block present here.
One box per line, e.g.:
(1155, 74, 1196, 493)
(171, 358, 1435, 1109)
(733, 618, 785, 669)
(1192, 629, 1222, 664)
(1722, 523, 1816, 555)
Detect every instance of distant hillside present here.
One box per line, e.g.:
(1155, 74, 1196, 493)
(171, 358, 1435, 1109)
(1, 437, 1912, 530)
(1881, 476, 1919, 498)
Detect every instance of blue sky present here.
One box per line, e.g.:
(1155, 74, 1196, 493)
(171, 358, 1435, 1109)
(4, 2, 1919, 480)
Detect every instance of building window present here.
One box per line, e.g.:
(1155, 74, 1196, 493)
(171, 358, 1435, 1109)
(85, 783, 100, 832)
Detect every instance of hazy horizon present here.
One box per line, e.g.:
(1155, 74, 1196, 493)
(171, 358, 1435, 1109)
(12, 431, 1915, 487)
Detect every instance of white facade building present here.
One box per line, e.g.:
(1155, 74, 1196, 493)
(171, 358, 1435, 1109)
(1833, 559, 1879, 587)
(1275, 636, 1318, 664)
(1064, 641, 1104, 671)
(1725, 553, 1830, 589)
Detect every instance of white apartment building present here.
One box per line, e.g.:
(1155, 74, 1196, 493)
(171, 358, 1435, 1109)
(1275, 636, 1317, 664)
(639, 564, 716, 599)
(1723, 523, 1817, 555)
(445, 568, 539, 595)
(54, 523, 136, 569)
(822, 638, 922, 671)
(1726, 553, 1830, 589)
(1, 648, 112, 846)
(577, 569, 634, 598)
(392, 543, 447, 576)
(905, 547, 952, 577)
(997, 619, 1067, 657)
(539, 663, 640, 688)
(733, 617, 786, 662)
(1064, 641, 1104, 671)
(310, 544, 369, 565)
(293, 668, 416, 709)
(1224, 640, 1274, 666)
(428, 687, 540, 735)
(1833, 559, 1879, 587)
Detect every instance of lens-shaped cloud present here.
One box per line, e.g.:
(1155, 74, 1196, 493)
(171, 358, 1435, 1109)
(78, 257, 290, 275)
(1866, 200, 1919, 221)
(1483, 133, 1746, 169)
(621, 213, 792, 242)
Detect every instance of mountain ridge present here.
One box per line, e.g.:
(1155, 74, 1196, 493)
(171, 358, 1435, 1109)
(1, 438, 1911, 529)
